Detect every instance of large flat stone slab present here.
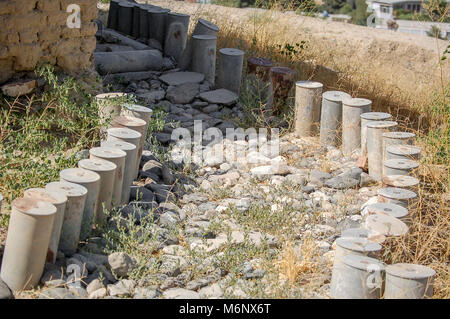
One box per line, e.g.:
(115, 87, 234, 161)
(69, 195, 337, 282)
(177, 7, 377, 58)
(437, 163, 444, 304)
(159, 72, 205, 86)
(199, 89, 239, 106)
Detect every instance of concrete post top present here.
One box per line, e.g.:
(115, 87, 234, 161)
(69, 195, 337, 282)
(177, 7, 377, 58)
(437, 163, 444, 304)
(46, 181, 88, 198)
(384, 158, 419, 170)
(96, 92, 127, 100)
(107, 127, 142, 139)
(79, 158, 117, 172)
(341, 227, 369, 239)
(12, 197, 57, 216)
(113, 115, 146, 128)
(322, 91, 351, 102)
(192, 35, 217, 41)
(148, 7, 170, 13)
(378, 187, 417, 200)
(382, 131, 416, 139)
(24, 188, 67, 206)
(123, 103, 153, 114)
(343, 97, 372, 107)
(336, 237, 382, 253)
(138, 3, 154, 9)
(295, 81, 323, 89)
(90, 147, 127, 159)
(365, 213, 409, 236)
(387, 145, 421, 156)
(118, 2, 135, 8)
(366, 120, 398, 129)
(382, 175, 419, 188)
(101, 140, 136, 152)
(341, 228, 386, 244)
(247, 57, 274, 67)
(270, 66, 296, 75)
(367, 203, 409, 219)
(342, 254, 386, 271)
(60, 168, 101, 184)
(386, 263, 436, 279)
(220, 48, 244, 56)
(198, 19, 219, 32)
(168, 12, 190, 18)
(361, 112, 392, 120)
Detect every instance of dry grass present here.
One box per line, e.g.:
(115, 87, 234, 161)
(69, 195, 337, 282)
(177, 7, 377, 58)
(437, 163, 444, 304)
(277, 237, 320, 285)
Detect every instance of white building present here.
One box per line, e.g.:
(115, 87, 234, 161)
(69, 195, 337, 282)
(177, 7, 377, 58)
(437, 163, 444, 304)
(366, 0, 450, 38)
(366, 0, 449, 23)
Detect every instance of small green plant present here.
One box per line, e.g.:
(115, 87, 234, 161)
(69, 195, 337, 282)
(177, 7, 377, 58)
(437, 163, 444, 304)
(0, 65, 102, 218)
(276, 41, 306, 61)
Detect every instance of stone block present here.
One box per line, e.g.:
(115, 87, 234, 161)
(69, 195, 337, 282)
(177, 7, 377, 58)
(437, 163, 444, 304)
(37, 0, 61, 12)
(19, 29, 38, 44)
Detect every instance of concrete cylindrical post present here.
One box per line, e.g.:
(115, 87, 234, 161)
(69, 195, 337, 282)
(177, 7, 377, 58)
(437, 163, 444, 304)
(132, 4, 141, 39)
(112, 116, 147, 178)
(361, 112, 392, 156)
(319, 91, 351, 147)
(107, 0, 121, 30)
(89, 147, 126, 208)
(385, 263, 436, 299)
(117, 2, 134, 36)
(341, 228, 386, 244)
(386, 145, 421, 161)
(95, 92, 127, 127)
(164, 13, 190, 63)
(294, 81, 323, 137)
(330, 254, 385, 299)
(216, 48, 244, 95)
(366, 121, 398, 181)
(101, 140, 137, 205)
(341, 228, 369, 239)
(23, 189, 67, 264)
(139, 4, 151, 40)
(382, 175, 420, 191)
(45, 182, 87, 256)
(334, 238, 382, 263)
(121, 103, 153, 141)
(382, 131, 416, 162)
(192, 18, 220, 36)
(364, 213, 409, 237)
(107, 127, 142, 179)
(179, 18, 219, 70)
(0, 198, 56, 291)
(147, 8, 170, 47)
(384, 159, 419, 177)
(364, 203, 409, 222)
(78, 159, 116, 226)
(60, 168, 101, 241)
(191, 35, 217, 85)
(269, 67, 297, 115)
(247, 57, 274, 80)
(246, 57, 275, 107)
(342, 98, 372, 156)
(377, 187, 417, 208)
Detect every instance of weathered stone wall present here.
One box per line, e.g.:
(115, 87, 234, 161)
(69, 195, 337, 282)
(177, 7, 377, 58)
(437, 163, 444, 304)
(0, 0, 98, 84)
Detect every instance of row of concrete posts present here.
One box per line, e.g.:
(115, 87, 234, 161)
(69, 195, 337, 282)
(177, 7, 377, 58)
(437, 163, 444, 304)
(0, 95, 151, 292)
(291, 81, 434, 298)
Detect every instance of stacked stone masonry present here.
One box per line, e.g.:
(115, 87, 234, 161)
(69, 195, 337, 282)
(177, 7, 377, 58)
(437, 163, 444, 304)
(0, 0, 98, 84)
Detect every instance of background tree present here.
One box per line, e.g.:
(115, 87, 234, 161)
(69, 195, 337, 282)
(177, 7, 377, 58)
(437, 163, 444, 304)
(351, 0, 370, 25)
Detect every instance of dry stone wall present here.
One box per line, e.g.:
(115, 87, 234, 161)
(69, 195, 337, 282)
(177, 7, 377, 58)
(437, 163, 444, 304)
(0, 0, 98, 84)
